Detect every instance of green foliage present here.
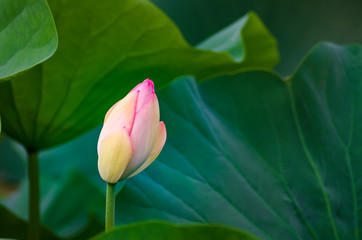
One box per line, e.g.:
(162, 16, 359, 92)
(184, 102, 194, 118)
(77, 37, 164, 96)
(0, 0, 278, 150)
(0, 0, 57, 79)
(0, 202, 106, 240)
(0, 205, 60, 240)
(2, 42, 361, 239)
(1, 0, 361, 239)
(114, 43, 362, 240)
(0, 205, 258, 240)
(92, 221, 259, 240)
(152, 0, 362, 74)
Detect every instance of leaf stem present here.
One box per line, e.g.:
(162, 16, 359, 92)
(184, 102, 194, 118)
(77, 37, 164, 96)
(106, 182, 116, 231)
(27, 150, 39, 240)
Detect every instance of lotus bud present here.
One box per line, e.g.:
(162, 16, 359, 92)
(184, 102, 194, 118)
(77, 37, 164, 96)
(97, 79, 167, 183)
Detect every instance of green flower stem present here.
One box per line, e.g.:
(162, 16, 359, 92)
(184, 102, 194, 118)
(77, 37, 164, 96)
(27, 150, 39, 240)
(106, 182, 116, 231)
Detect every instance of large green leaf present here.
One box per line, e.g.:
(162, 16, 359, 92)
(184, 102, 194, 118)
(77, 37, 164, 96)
(0, 0, 278, 150)
(151, 0, 362, 75)
(92, 221, 259, 240)
(109, 43, 361, 240)
(1, 42, 361, 239)
(0, 0, 58, 79)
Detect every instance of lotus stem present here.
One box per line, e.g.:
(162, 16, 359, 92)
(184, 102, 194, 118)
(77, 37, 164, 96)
(106, 182, 116, 231)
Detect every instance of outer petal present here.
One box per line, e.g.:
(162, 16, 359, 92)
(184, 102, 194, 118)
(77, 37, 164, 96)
(104, 100, 118, 123)
(98, 128, 133, 183)
(97, 90, 138, 153)
(128, 121, 166, 178)
(122, 93, 160, 178)
(131, 79, 154, 111)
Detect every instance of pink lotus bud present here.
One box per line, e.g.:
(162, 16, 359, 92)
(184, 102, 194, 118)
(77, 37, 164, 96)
(97, 79, 167, 183)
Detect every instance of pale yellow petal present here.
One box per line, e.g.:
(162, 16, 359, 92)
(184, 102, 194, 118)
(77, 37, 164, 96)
(98, 128, 133, 183)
